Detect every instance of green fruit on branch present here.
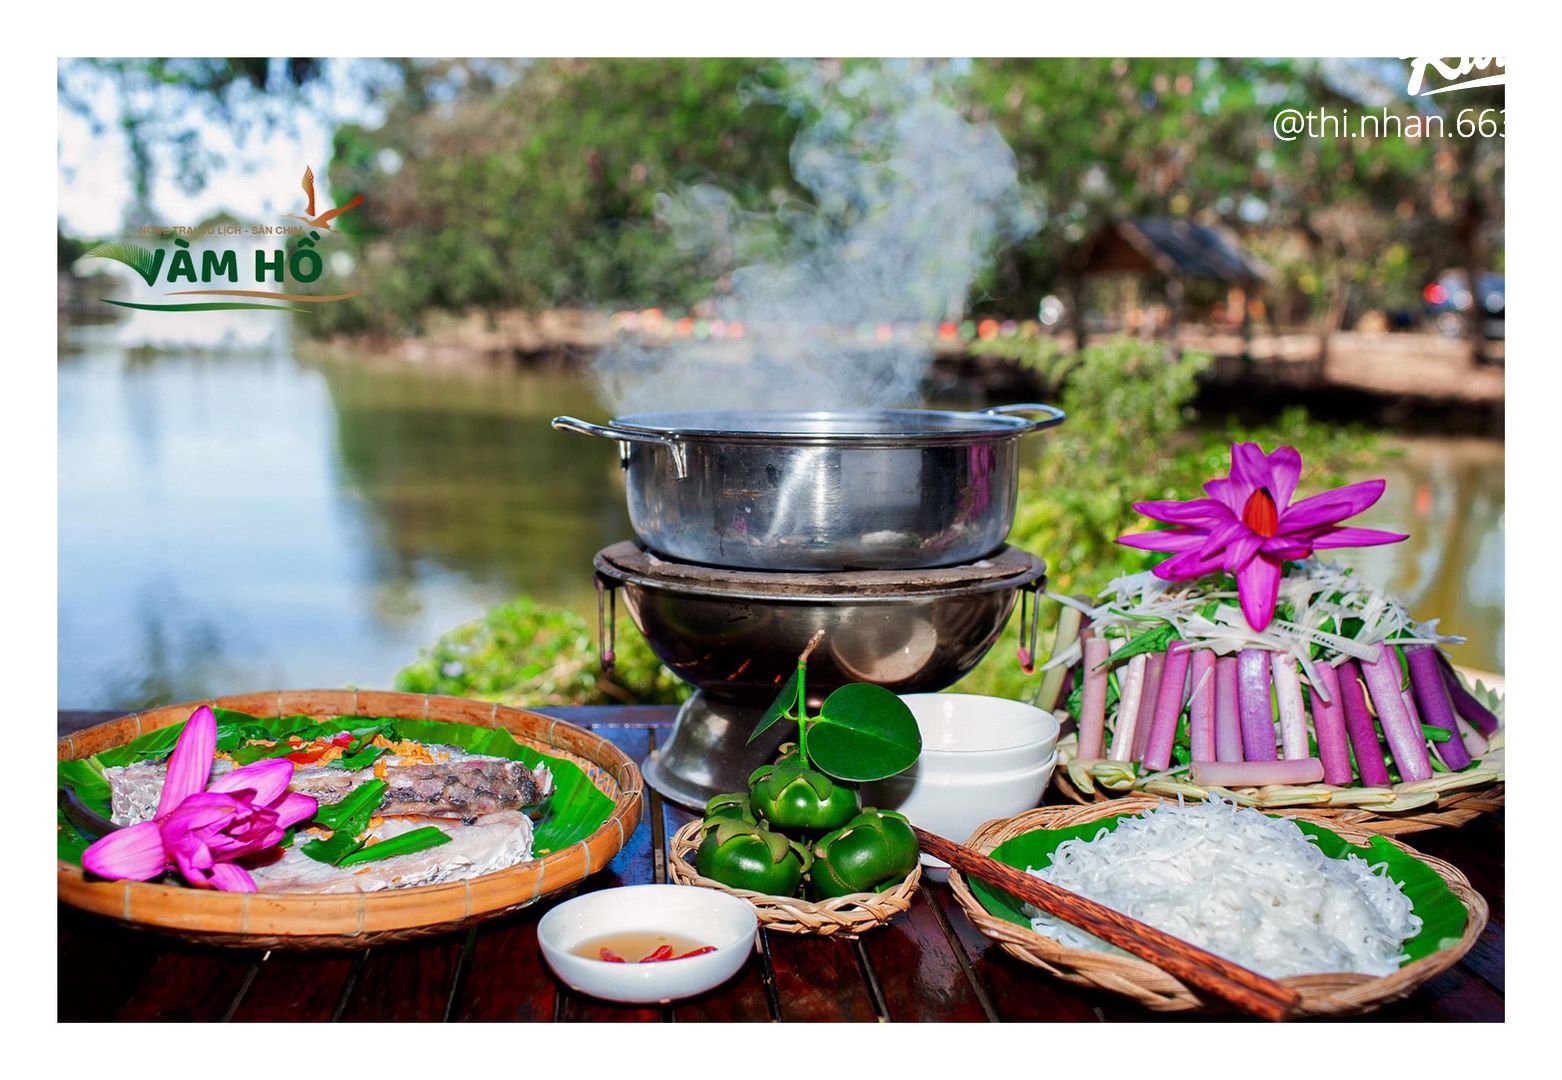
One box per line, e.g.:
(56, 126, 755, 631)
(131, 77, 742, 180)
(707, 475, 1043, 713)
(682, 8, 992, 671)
(747, 758, 861, 832)
(695, 818, 812, 897)
(703, 791, 757, 824)
(806, 808, 920, 899)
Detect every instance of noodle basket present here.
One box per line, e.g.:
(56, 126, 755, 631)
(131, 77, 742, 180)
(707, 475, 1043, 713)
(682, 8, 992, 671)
(946, 797, 1487, 1016)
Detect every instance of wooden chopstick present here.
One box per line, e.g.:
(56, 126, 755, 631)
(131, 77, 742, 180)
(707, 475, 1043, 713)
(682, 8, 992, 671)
(913, 826, 1302, 1021)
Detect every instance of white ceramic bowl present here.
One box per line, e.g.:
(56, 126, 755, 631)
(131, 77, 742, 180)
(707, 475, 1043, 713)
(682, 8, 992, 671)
(863, 694, 1060, 868)
(538, 884, 758, 1003)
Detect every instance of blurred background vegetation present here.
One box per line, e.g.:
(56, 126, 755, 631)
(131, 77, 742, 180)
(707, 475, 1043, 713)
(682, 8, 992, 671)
(60, 58, 1502, 340)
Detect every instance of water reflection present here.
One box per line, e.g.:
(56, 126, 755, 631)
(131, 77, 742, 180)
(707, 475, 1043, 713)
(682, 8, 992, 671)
(57, 341, 1505, 709)
(1349, 437, 1505, 674)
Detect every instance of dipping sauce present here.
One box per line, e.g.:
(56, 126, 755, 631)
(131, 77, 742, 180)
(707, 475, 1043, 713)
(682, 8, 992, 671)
(571, 931, 712, 963)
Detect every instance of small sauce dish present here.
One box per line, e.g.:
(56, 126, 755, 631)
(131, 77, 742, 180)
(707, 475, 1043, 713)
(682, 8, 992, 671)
(538, 884, 758, 1003)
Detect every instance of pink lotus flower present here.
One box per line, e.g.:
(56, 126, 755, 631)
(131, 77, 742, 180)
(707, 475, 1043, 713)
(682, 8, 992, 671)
(1116, 442, 1407, 631)
(80, 706, 317, 892)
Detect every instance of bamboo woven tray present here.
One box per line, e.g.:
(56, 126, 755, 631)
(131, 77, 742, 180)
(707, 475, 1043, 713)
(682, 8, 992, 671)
(668, 819, 920, 937)
(946, 797, 1488, 1016)
(57, 690, 642, 950)
(1052, 731, 1505, 837)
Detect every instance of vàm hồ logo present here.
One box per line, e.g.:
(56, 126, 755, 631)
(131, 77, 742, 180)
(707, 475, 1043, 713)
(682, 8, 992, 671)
(81, 167, 365, 313)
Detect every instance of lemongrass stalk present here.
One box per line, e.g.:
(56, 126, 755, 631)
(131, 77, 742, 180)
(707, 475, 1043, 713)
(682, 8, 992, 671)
(1190, 757, 1324, 788)
(1309, 663, 1353, 785)
(1213, 655, 1243, 762)
(1130, 651, 1166, 761)
(1076, 635, 1111, 759)
(1188, 650, 1217, 762)
(1337, 660, 1391, 787)
(1142, 642, 1191, 771)
(1034, 606, 1084, 711)
(1360, 643, 1433, 782)
(1272, 657, 1309, 760)
(1236, 648, 1277, 762)
(1109, 653, 1149, 763)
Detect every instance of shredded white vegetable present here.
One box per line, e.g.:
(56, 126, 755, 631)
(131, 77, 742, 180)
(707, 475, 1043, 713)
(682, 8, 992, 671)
(1024, 800, 1422, 977)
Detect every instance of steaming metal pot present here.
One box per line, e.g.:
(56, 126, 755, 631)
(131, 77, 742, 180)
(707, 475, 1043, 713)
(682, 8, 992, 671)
(552, 405, 1064, 572)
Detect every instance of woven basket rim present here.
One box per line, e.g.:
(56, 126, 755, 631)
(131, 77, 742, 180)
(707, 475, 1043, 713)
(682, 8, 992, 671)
(57, 690, 642, 947)
(667, 818, 919, 936)
(944, 795, 1489, 1015)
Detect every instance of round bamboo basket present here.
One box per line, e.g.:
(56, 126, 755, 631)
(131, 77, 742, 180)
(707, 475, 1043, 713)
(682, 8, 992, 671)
(946, 796, 1488, 1016)
(57, 690, 642, 950)
(668, 819, 919, 937)
(1051, 732, 1505, 836)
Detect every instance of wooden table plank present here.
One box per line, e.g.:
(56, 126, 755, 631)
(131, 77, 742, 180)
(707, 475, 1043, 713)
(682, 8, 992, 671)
(229, 951, 362, 1022)
(767, 930, 881, 1022)
(926, 880, 1107, 1022)
(335, 933, 469, 1022)
(57, 906, 167, 1022)
(112, 945, 261, 1022)
(859, 880, 991, 1022)
(660, 802, 777, 1022)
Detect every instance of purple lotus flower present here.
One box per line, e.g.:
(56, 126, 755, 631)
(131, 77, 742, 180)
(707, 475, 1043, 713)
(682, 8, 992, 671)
(80, 707, 317, 892)
(1116, 442, 1407, 631)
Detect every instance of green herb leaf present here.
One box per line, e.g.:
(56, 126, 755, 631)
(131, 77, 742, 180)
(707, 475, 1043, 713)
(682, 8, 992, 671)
(1421, 723, 1453, 743)
(330, 744, 387, 770)
(337, 826, 452, 867)
(749, 667, 800, 745)
(1108, 623, 1177, 667)
(310, 779, 387, 832)
(807, 683, 921, 782)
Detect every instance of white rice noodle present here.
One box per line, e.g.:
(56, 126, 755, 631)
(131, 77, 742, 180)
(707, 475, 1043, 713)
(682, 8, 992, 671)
(1023, 800, 1422, 978)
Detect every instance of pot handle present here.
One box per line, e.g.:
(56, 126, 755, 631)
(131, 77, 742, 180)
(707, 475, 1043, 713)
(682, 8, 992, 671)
(552, 416, 689, 478)
(980, 403, 1066, 433)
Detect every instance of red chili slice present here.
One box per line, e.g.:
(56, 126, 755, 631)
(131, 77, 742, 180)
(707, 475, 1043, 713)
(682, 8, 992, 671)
(639, 944, 676, 963)
(598, 947, 626, 963)
(286, 749, 328, 764)
(673, 946, 717, 959)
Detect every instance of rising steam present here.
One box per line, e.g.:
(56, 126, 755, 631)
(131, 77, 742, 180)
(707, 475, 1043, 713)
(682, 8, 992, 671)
(592, 60, 1036, 415)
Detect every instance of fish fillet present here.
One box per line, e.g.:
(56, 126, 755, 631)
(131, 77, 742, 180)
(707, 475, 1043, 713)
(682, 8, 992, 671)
(105, 749, 553, 826)
(248, 812, 536, 893)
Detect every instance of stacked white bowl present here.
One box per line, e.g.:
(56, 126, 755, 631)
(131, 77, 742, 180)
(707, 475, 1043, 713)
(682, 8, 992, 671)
(863, 693, 1060, 879)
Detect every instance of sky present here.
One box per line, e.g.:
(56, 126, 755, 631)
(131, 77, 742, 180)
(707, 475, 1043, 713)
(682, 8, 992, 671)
(56, 61, 386, 238)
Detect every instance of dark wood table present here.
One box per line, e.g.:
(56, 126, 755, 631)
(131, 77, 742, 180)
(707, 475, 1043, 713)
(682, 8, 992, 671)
(58, 706, 1504, 1022)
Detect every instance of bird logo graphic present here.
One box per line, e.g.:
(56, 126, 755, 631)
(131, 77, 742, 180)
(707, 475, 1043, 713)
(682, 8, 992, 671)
(283, 166, 364, 230)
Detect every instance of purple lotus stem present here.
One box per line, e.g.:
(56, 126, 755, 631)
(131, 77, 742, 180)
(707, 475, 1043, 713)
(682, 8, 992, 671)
(1405, 644, 1473, 770)
(1076, 636, 1111, 759)
(1434, 650, 1500, 735)
(1236, 649, 1276, 762)
(1142, 642, 1192, 772)
(1131, 651, 1166, 762)
(1337, 661, 1392, 787)
(1214, 656, 1243, 762)
(1272, 657, 1309, 760)
(1191, 758, 1324, 788)
(1309, 663, 1354, 785)
(1110, 654, 1150, 763)
(1188, 650, 1217, 763)
(1360, 643, 1433, 782)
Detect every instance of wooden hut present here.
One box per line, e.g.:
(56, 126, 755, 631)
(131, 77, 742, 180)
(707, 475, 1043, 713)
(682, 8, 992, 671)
(1068, 218, 1272, 349)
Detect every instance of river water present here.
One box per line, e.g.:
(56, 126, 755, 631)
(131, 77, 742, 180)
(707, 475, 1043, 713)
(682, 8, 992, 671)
(57, 335, 1505, 709)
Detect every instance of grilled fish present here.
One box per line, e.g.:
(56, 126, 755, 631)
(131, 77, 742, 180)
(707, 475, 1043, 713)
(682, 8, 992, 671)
(105, 748, 554, 826)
